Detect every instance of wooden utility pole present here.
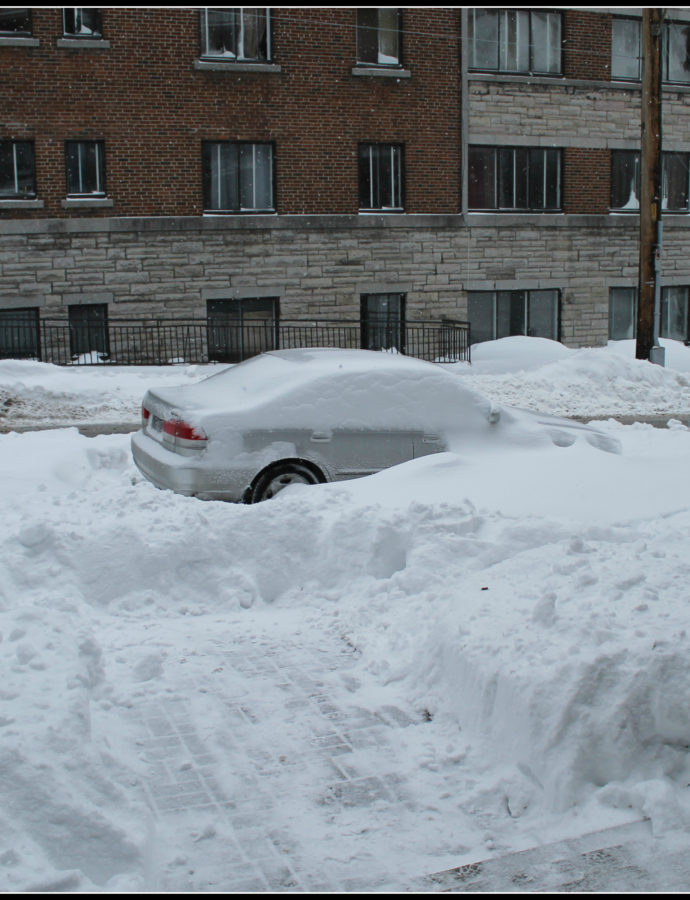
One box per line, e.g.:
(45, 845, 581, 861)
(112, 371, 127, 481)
(636, 7, 663, 361)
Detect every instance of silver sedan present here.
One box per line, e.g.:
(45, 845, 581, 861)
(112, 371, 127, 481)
(130, 348, 620, 503)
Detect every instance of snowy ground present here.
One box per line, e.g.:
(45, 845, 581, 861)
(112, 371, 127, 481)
(0, 337, 690, 891)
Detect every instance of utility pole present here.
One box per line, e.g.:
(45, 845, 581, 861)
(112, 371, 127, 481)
(636, 7, 664, 363)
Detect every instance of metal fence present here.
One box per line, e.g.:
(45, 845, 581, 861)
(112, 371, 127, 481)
(0, 316, 471, 366)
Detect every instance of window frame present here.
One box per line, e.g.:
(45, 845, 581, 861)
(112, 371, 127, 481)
(62, 8, 103, 38)
(65, 140, 106, 197)
(360, 292, 406, 352)
(611, 16, 690, 85)
(68, 303, 110, 360)
(609, 286, 690, 342)
(0, 307, 40, 360)
(0, 140, 36, 199)
(358, 143, 404, 213)
(206, 296, 280, 363)
(468, 145, 562, 213)
(356, 8, 402, 68)
(0, 8, 32, 36)
(468, 8, 562, 76)
(610, 149, 690, 213)
(468, 289, 561, 344)
(199, 8, 271, 63)
(202, 140, 275, 214)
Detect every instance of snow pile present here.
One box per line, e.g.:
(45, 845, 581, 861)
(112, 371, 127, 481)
(0, 337, 690, 890)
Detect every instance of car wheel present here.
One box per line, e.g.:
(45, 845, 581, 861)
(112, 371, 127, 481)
(250, 461, 325, 503)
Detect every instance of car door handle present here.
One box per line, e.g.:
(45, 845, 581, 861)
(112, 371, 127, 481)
(310, 431, 332, 442)
(422, 433, 441, 443)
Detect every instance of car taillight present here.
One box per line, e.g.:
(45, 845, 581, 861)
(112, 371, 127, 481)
(162, 418, 207, 448)
(142, 405, 150, 425)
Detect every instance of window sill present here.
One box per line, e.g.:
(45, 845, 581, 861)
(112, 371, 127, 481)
(351, 65, 411, 79)
(0, 36, 40, 47)
(194, 59, 281, 73)
(203, 210, 277, 216)
(0, 198, 44, 209)
(61, 197, 114, 209)
(57, 37, 110, 49)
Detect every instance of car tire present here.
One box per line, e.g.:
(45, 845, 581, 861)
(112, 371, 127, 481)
(250, 461, 325, 503)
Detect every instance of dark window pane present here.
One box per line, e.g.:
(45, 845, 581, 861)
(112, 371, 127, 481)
(611, 151, 639, 209)
(378, 8, 400, 64)
(609, 288, 637, 340)
(358, 144, 402, 210)
(498, 149, 515, 208)
(468, 147, 495, 209)
(0, 308, 40, 359)
(361, 293, 405, 351)
(207, 297, 278, 363)
(497, 291, 525, 337)
(468, 292, 495, 344)
(663, 153, 689, 211)
(357, 8, 378, 63)
(66, 141, 104, 195)
(204, 8, 236, 56)
(0, 141, 35, 197)
(513, 147, 529, 209)
(0, 8, 31, 34)
(68, 304, 109, 358)
(500, 9, 529, 72)
(358, 144, 373, 208)
(528, 290, 559, 339)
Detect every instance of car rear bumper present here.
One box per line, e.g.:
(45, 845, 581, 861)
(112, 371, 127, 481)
(130, 430, 250, 500)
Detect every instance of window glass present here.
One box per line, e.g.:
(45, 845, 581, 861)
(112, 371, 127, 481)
(0, 141, 35, 197)
(470, 146, 561, 211)
(68, 303, 109, 358)
(528, 290, 559, 338)
(201, 8, 268, 60)
(469, 8, 498, 70)
(663, 153, 689, 211)
(660, 287, 689, 341)
(469, 291, 559, 343)
(468, 146, 495, 209)
(468, 8, 561, 75)
(63, 8, 102, 37)
(0, 307, 40, 360)
(0, 8, 31, 34)
(608, 288, 637, 340)
(611, 151, 640, 210)
(665, 21, 690, 84)
(357, 8, 400, 65)
(66, 141, 105, 195)
(202, 141, 273, 212)
(358, 144, 403, 211)
(207, 297, 279, 363)
(361, 293, 405, 351)
(612, 18, 641, 80)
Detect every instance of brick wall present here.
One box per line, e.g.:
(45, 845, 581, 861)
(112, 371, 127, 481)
(0, 7, 461, 219)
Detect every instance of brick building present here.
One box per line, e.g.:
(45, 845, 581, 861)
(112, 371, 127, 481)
(1, 7, 690, 362)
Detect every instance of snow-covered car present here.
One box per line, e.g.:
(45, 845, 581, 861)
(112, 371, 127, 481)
(130, 347, 621, 503)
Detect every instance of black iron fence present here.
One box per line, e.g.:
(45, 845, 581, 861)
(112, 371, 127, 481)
(0, 316, 470, 366)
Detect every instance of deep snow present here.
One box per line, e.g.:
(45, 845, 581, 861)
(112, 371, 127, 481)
(0, 337, 689, 891)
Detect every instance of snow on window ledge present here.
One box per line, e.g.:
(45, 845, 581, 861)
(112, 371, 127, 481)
(194, 59, 281, 73)
(57, 38, 110, 49)
(352, 65, 411, 78)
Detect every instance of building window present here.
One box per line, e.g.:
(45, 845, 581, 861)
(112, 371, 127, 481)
(611, 17, 641, 80)
(468, 146, 561, 212)
(202, 142, 274, 213)
(65, 141, 105, 196)
(0, 8, 32, 35)
(468, 8, 561, 75)
(358, 144, 403, 212)
(468, 290, 560, 344)
(199, 8, 270, 61)
(207, 297, 279, 363)
(63, 9, 102, 38)
(356, 8, 401, 67)
(609, 286, 690, 341)
(0, 307, 40, 360)
(664, 19, 690, 84)
(361, 293, 406, 352)
(0, 141, 36, 199)
(612, 17, 690, 85)
(610, 150, 690, 212)
(68, 304, 109, 360)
